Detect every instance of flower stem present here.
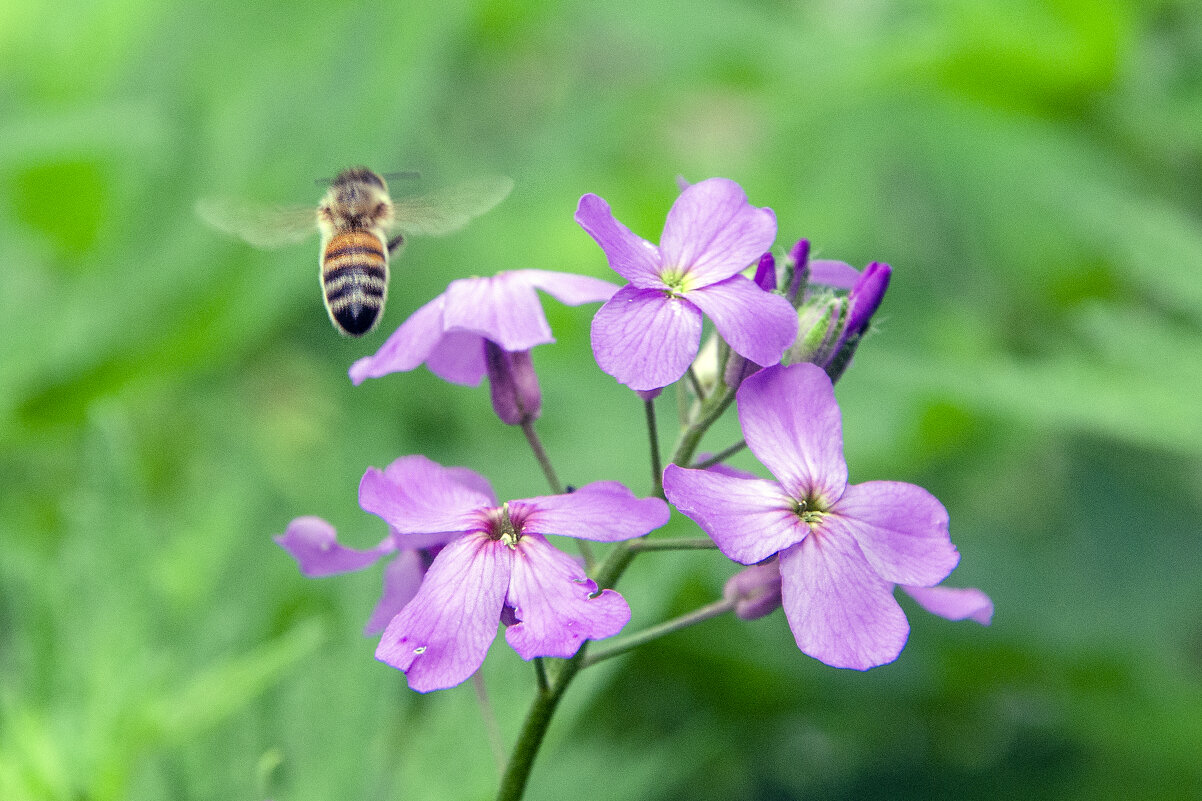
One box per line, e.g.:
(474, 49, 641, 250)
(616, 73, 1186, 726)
(533, 657, 549, 693)
(581, 597, 737, 668)
(692, 439, 746, 469)
(686, 366, 707, 402)
(668, 383, 735, 469)
(644, 398, 663, 497)
(628, 537, 717, 552)
(520, 420, 563, 494)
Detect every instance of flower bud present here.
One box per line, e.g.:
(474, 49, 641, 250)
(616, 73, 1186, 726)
(752, 252, 776, 291)
(784, 294, 845, 368)
(723, 561, 783, 620)
(785, 239, 810, 305)
(484, 342, 542, 426)
(826, 261, 891, 382)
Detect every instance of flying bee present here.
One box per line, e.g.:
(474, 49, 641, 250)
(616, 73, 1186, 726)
(197, 168, 514, 336)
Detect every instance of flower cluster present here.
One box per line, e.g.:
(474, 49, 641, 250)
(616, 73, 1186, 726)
(277, 176, 990, 703)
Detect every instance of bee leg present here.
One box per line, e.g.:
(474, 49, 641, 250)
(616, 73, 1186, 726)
(387, 234, 405, 253)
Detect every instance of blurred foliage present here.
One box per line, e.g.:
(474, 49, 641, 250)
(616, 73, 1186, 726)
(2, 0, 1201, 799)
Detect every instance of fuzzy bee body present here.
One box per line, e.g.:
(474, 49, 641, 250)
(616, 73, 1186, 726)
(197, 167, 513, 337)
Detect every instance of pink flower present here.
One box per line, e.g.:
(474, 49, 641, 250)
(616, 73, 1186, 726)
(663, 363, 962, 669)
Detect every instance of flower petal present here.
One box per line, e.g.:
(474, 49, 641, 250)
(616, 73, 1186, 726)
(574, 194, 663, 287)
(359, 457, 493, 535)
(685, 275, 798, 367)
(828, 481, 959, 587)
(274, 516, 394, 576)
(591, 285, 703, 390)
(723, 560, 784, 620)
(425, 330, 487, 386)
(517, 481, 670, 542)
(504, 534, 630, 659)
(442, 274, 554, 352)
(375, 533, 512, 692)
(384, 457, 497, 505)
(364, 549, 428, 635)
(779, 528, 909, 670)
(662, 464, 805, 564)
(807, 259, 860, 290)
(901, 584, 993, 625)
(349, 293, 446, 385)
(518, 269, 621, 305)
(737, 363, 848, 502)
(659, 178, 777, 287)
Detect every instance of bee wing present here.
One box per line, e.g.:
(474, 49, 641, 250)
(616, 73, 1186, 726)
(195, 197, 317, 249)
(389, 176, 514, 237)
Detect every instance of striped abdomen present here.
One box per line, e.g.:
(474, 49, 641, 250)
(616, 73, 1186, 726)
(321, 230, 389, 336)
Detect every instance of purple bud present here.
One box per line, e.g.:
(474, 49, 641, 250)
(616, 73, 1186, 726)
(752, 252, 776, 292)
(786, 239, 810, 304)
(484, 343, 542, 426)
(785, 295, 844, 368)
(723, 561, 783, 620)
(636, 387, 663, 401)
(844, 261, 891, 338)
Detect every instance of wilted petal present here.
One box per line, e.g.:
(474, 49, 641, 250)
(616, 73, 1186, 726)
(364, 549, 427, 635)
(686, 275, 798, 367)
(659, 178, 777, 287)
(349, 294, 446, 385)
(724, 561, 783, 620)
(591, 284, 703, 390)
(359, 458, 493, 535)
(275, 516, 393, 576)
(575, 194, 663, 287)
(518, 481, 670, 542)
(779, 529, 909, 670)
(442, 274, 553, 352)
(737, 364, 847, 502)
(902, 584, 993, 625)
(828, 481, 959, 587)
(376, 533, 512, 692)
(425, 330, 487, 385)
(662, 465, 805, 564)
(519, 269, 620, 305)
(504, 534, 630, 659)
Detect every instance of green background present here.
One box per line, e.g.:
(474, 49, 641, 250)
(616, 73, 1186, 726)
(3, 0, 1201, 798)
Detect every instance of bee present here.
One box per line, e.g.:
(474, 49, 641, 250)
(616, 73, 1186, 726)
(197, 168, 513, 336)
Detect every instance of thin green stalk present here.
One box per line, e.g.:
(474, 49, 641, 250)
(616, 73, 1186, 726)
(628, 537, 717, 552)
(581, 597, 736, 668)
(520, 420, 563, 494)
(644, 398, 663, 497)
(686, 365, 707, 402)
(668, 383, 735, 469)
(693, 439, 746, 469)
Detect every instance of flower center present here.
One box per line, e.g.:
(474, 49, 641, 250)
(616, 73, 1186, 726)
(659, 269, 689, 297)
(791, 496, 827, 527)
(487, 501, 523, 549)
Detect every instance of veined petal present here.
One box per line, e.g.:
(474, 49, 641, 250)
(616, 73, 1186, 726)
(425, 330, 487, 386)
(829, 481, 959, 587)
(779, 528, 909, 670)
(807, 259, 860, 290)
(517, 269, 620, 305)
(442, 274, 554, 352)
(359, 458, 492, 535)
(662, 465, 805, 564)
(384, 457, 497, 505)
(517, 481, 670, 542)
(376, 533, 512, 692)
(349, 294, 447, 385)
(737, 364, 848, 502)
(574, 194, 663, 287)
(685, 275, 798, 367)
(591, 285, 703, 390)
(504, 534, 630, 659)
(901, 584, 993, 625)
(659, 178, 777, 287)
(274, 516, 394, 576)
(364, 549, 427, 635)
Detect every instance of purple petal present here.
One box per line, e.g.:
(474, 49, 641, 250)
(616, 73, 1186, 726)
(574, 194, 663, 287)
(662, 464, 805, 564)
(518, 269, 620, 305)
(359, 457, 493, 535)
(779, 528, 909, 670)
(901, 584, 994, 625)
(843, 262, 892, 337)
(686, 275, 798, 367)
(274, 516, 394, 576)
(364, 549, 427, 635)
(425, 330, 487, 386)
(659, 178, 777, 287)
(349, 294, 446, 385)
(737, 363, 848, 503)
(723, 560, 783, 620)
(517, 481, 670, 542)
(807, 259, 860, 290)
(828, 481, 959, 587)
(504, 534, 630, 659)
(442, 274, 555, 352)
(591, 285, 703, 390)
(384, 457, 496, 505)
(375, 533, 512, 692)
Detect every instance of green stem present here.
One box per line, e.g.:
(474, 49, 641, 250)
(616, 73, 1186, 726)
(692, 439, 746, 469)
(581, 598, 736, 668)
(668, 383, 735, 469)
(628, 537, 717, 552)
(644, 398, 663, 497)
(520, 420, 563, 494)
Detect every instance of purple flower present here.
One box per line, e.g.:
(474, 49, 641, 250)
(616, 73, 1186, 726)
(575, 178, 799, 391)
(358, 457, 670, 692)
(349, 270, 618, 386)
(662, 363, 961, 669)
